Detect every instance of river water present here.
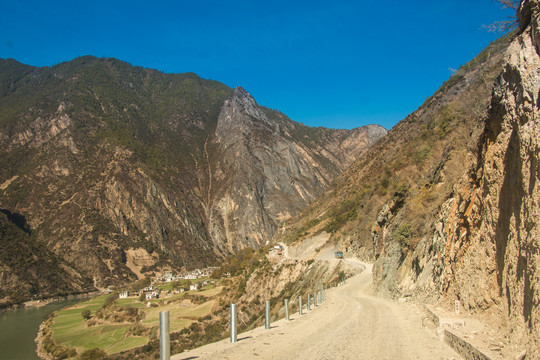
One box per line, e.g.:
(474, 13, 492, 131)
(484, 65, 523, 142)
(0, 300, 79, 360)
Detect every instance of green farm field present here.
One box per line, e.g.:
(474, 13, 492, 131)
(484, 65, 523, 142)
(50, 286, 222, 355)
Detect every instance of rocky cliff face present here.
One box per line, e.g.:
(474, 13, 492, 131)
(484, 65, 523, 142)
(398, 1, 540, 355)
(209, 87, 386, 252)
(0, 57, 385, 299)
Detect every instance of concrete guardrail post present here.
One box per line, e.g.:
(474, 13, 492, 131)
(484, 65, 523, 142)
(230, 304, 237, 343)
(307, 293, 311, 311)
(159, 311, 170, 360)
(314, 292, 318, 307)
(265, 300, 270, 329)
(299, 296, 303, 315)
(284, 298, 289, 321)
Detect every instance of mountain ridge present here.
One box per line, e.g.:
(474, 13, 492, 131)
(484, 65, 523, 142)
(0, 56, 386, 303)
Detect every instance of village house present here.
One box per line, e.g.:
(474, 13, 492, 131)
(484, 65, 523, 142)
(139, 286, 158, 296)
(145, 290, 160, 301)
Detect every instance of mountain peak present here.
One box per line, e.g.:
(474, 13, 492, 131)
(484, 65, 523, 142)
(215, 86, 276, 146)
(228, 86, 261, 116)
(232, 86, 251, 98)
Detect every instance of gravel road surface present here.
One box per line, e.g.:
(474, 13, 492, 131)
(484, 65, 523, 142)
(172, 262, 460, 360)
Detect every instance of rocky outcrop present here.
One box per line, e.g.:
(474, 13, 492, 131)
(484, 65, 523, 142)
(208, 87, 386, 252)
(453, 2, 540, 353)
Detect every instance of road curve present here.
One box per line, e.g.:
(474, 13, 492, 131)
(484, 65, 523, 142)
(172, 263, 460, 360)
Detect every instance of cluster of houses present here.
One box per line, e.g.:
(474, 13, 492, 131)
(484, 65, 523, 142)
(119, 285, 161, 301)
(116, 267, 219, 303)
(156, 267, 218, 282)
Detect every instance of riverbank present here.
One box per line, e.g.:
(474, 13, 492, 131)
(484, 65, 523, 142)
(0, 291, 103, 314)
(25, 291, 103, 309)
(35, 321, 53, 360)
(0, 299, 83, 360)
(34, 285, 224, 359)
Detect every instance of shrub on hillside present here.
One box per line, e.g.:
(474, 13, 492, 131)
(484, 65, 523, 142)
(81, 309, 91, 320)
(79, 348, 108, 359)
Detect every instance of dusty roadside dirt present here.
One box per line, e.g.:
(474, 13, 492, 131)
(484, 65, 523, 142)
(172, 262, 460, 360)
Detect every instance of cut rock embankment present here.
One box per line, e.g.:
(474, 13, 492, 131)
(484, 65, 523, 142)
(422, 305, 527, 360)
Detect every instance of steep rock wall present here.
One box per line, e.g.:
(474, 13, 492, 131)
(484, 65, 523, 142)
(373, 1, 540, 355)
(209, 88, 386, 251)
(472, 1, 540, 352)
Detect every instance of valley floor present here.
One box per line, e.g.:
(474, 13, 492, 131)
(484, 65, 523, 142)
(172, 262, 460, 360)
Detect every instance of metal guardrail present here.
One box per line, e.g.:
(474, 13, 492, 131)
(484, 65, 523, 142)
(159, 278, 351, 359)
(230, 304, 237, 343)
(160, 311, 170, 360)
(265, 300, 271, 329)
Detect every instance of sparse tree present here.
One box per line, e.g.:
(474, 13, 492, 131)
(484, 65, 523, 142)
(497, 0, 520, 9)
(79, 348, 108, 360)
(484, 0, 521, 33)
(81, 309, 91, 320)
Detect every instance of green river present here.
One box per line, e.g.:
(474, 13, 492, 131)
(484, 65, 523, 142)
(0, 300, 79, 360)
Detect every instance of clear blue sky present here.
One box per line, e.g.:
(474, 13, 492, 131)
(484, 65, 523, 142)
(0, 0, 515, 130)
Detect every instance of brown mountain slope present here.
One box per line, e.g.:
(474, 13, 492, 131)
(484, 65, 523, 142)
(279, 32, 512, 257)
(0, 210, 93, 308)
(0, 57, 385, 297)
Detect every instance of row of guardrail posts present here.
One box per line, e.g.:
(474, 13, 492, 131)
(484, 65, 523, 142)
(159, 277, 351, 358)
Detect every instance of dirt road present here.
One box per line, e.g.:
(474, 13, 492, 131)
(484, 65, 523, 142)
(172, 263, 460, 360)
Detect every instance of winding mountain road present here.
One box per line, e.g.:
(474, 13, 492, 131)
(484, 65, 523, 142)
(172, 261, 460, 360)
